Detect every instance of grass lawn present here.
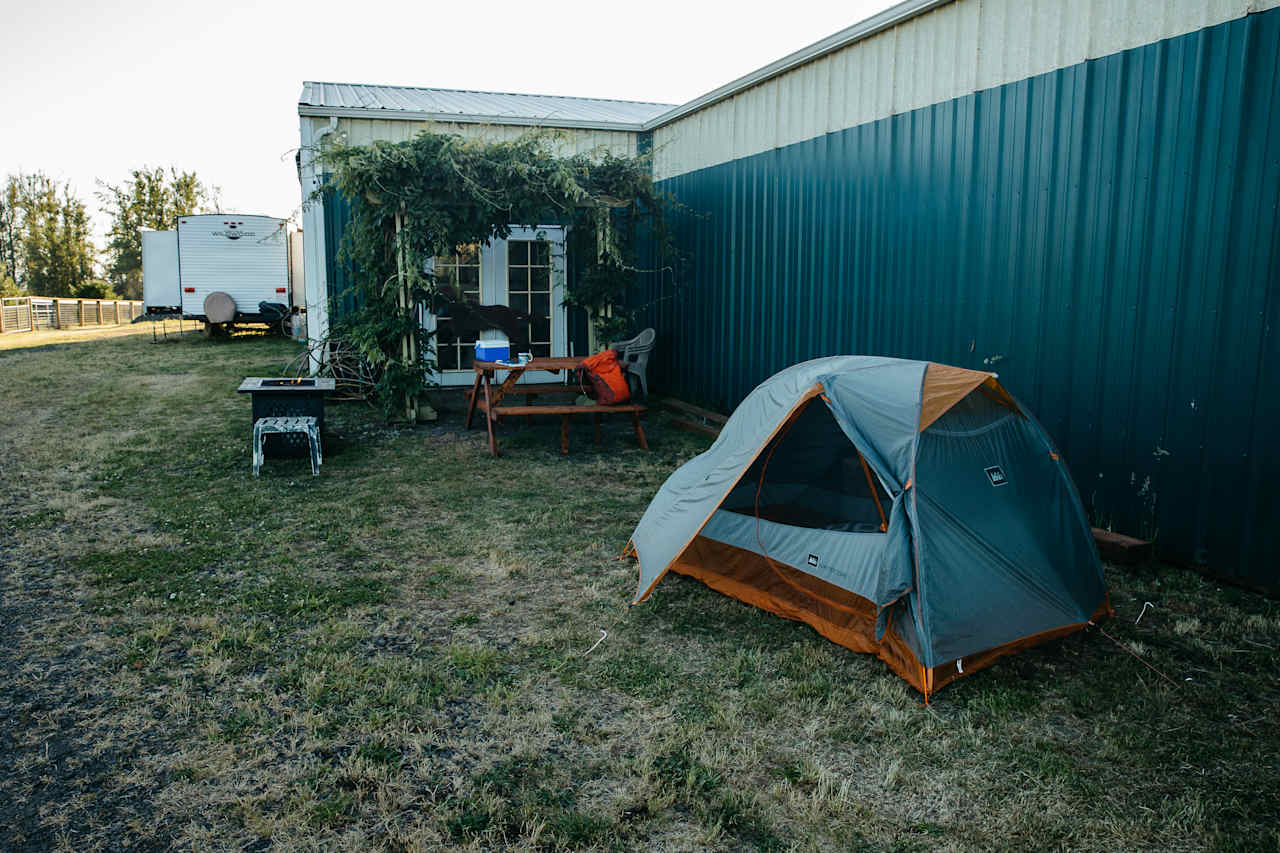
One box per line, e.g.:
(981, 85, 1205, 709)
(0, 321, 164, 351)
(0, 331, 1277, 852)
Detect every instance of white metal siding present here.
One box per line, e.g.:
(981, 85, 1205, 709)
(300, 116, 331, 371)
(288, 230, 304, 308)
(141, 230, 179, 310)
(178, 214, 289, 316)
(652, 0, 1280, 180)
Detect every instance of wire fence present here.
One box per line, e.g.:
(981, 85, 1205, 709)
(0, 296, 145, 334)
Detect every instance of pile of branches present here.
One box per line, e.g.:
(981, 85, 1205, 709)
(284, 338, 378, 402)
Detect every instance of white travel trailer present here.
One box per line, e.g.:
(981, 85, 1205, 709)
(141, 229, 180, 313)
(177, 214, 292, 324)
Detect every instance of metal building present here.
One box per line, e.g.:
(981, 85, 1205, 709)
(297, 0, 1280, 584)
(637, 0, 1280, 586)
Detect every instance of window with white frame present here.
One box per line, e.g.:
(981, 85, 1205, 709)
(433, 244, 481, 370)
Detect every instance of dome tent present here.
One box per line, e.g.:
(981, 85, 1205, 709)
(628, 356, 1110, 699)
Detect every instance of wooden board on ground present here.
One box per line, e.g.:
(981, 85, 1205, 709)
(654, 396, 727, 438)
(1092, 528, 1154, 565)
(668, 417, 721, 438)
(655, 396, 728, 425)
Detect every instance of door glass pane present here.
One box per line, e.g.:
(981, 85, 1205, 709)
(531, 292, 549, 318)
(533, 317, 550, 342)
(507, 239, 553, 356)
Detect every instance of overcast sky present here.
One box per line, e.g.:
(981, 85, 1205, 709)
(2, 0, 894, 242)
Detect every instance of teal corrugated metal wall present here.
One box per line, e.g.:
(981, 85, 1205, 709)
(321, 188, 359, 316)
(640, 9, 1280, 584)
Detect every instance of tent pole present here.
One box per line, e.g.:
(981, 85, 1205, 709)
(858, 451, 888, 532)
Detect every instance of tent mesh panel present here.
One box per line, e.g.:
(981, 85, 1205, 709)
(719, 401, 890, 532)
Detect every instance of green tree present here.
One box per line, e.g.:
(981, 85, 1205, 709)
(97, 166, 220, 298)
(74, 279, 118, 299)
(4, 173, 97, 297)
(0, 178, 20, 292)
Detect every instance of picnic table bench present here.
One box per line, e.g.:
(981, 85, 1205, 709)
(465, 357, 648, 456)
(463, 382, 579, 404)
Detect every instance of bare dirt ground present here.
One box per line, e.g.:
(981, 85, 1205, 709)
(1, 331, 1277, 852)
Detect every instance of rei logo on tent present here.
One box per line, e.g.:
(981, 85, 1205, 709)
(984, 465, 1008, 487)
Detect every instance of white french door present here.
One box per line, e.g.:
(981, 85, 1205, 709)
(424, 226, 567, 387)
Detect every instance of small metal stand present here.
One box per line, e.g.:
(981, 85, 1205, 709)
(252, 416, 322, 476)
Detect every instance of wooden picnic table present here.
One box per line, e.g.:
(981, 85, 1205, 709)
(465, 357, 648, 456)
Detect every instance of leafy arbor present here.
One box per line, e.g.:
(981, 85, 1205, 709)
(319, 130, 675, 420)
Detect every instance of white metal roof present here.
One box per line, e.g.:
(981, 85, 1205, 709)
(298, 81, 674, 131)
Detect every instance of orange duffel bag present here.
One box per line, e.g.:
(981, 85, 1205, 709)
(578, 349, 631, 405)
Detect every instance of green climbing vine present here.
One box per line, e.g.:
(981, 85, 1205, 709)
(317, 130, 677, 419)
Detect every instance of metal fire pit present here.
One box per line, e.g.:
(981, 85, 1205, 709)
(237, 377, 336, 457)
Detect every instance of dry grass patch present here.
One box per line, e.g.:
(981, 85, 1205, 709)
(0, 331, 1277, 851)
(0, 322, 160, 351)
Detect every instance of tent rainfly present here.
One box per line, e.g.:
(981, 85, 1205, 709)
(628, 356, 1110, 699)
